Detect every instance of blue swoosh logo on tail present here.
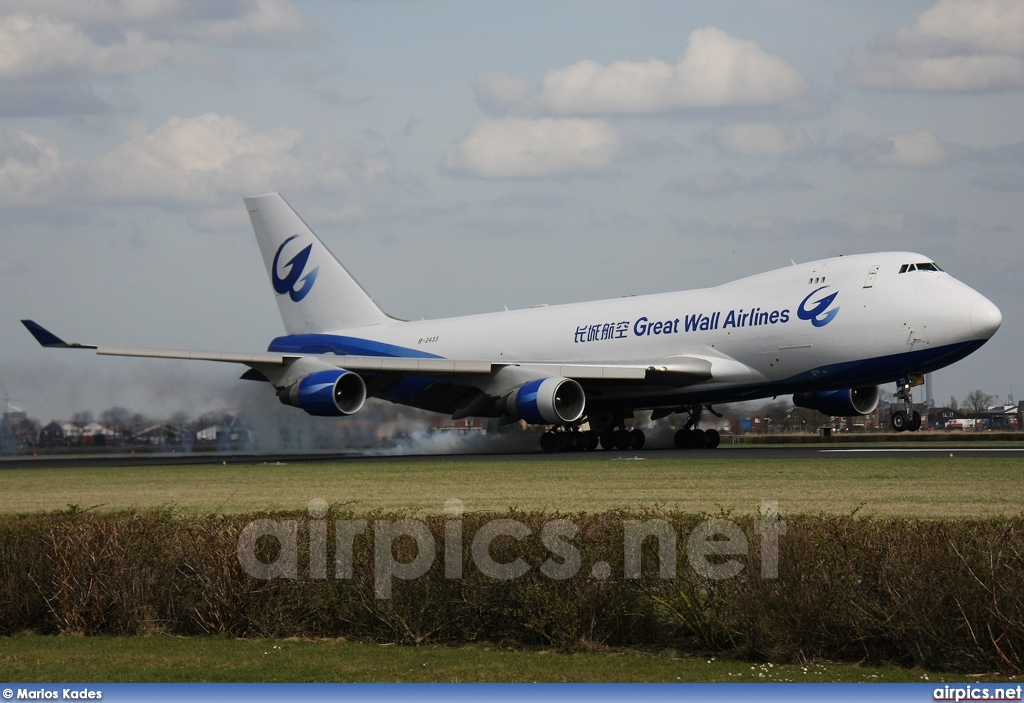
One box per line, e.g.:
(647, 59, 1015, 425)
(272, 235, 320, 302)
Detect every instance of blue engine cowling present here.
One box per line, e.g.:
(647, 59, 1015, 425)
(793, 385, 881, 416)
(278, 369, 367, 416)
(506, 377, 586, 425)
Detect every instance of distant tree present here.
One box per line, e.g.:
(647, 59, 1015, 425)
(963, 390, 995, 413)
(71, 410, 93, 427)
(129, 413, 150, 435)
(761, 401, 791, 432)
(100, 407, 133, 433)
(787, 406, 820, 432)
(949, 396, 958, 412)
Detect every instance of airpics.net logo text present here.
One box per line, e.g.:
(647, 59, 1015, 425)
(236, 499, 787, 599)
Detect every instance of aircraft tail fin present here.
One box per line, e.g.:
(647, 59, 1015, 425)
(245, 193, 391, 335)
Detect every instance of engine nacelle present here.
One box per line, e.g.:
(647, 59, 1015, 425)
(278, 368, 366, 417)
(793, 385, 881, 416)
(505, 377, 586, 425)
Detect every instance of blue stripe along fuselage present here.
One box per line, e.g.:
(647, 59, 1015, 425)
(268, 334, 986, 415)
(589, 338, 988, 411)
(268, 334, 443, 359)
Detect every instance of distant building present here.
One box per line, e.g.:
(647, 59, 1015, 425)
(80, 422, 116, 446)
(133, 424, 187, 446)
(195, 416, 253, 449)
(428, 416, 487, 434)
(927, 406, 963, 429)
(38, 421, 66, 447)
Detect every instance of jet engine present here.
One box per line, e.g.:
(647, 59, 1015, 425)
(278, 368, 366, 416)
(505, 377, 586, 425)
(793, 385, 881, 416)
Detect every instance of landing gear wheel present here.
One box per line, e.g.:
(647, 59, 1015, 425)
(909, 410, 922, 432)
(689, 429, 708, 448)
(583, 430, 599, 451)
(674, 428, 708, 449)
(556, 432, 574, 452)
(540, 432, 558, 452)
(630, 429, 646, 450)
(600, 431, 616, 450)
(704, 428, 721, 449)
(614, 428, 632, 450)
(891, 409, 908, 432)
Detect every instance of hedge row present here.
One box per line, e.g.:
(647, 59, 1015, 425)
(1, 509, 1021, 673)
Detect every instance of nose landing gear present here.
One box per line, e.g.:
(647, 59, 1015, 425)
(891, 377, 922, 432)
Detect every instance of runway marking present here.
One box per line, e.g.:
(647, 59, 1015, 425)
(820, 448, 1024, 453)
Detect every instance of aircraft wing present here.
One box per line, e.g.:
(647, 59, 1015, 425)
(21, 319, 714, 387)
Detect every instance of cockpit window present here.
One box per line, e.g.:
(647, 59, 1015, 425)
(899, 262, 943, 274)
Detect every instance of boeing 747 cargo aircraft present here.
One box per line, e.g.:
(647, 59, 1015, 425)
(23, 193, 1002, 451)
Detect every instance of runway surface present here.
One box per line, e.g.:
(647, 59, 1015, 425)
(3, 443, 1023, 469)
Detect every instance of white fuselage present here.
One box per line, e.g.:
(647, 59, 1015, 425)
(269, 251, 1001, 411)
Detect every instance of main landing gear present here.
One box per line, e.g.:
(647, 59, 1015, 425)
(537, 405, 723, 452)
(672, 404, 721, 449)
(539, 412, 647, 452)
(890, 378, 922, 432)
(539, 425, 646, 452)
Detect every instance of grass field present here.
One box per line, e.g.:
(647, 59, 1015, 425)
(1, 455, 1022, 518)
(4, 453, 1021, 682)
(0, 635, 963, 683)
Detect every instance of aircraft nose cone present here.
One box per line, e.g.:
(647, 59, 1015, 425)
(970, 297, 1002, 338)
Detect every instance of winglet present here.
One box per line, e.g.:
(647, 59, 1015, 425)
(20, 320, 96, 349)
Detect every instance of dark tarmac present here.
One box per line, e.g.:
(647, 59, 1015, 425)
(2, 443, 1022, 469)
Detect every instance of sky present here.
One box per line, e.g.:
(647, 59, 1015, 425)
(0, 0, 1021, 422)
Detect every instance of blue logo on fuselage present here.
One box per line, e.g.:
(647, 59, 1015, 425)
(797, 286, 840, 327)
(272, 235, 319, 302)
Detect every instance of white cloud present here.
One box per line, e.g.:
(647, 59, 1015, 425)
(714, 123, 815, 158)
(187, 0, 307, 45)
(0, 2, 307, 84)
(444, 118, 621, 178)
(536, 27, 809, 114)
(0, 114, 420, 216)
(842, 130, 949, 169)
(2, 0, 306, 42)
(0, 14, 182, 82)
(843, 0, 1024, 91)
(472, 71, 531, 112)
(87, 114, 303, 203)
(0, 129, 64, 205)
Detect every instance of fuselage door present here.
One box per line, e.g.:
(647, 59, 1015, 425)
(863, 265, 880, 288)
